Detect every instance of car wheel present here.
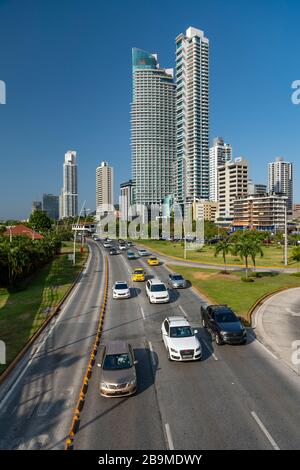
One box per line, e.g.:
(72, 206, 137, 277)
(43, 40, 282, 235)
(215, 334, 223, 345)
(241, 339, 247, 345)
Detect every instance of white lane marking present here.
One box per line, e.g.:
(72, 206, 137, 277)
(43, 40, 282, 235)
(165, 423, 174, 450)
(202, 338, 218, 361)
(148, 341, 156, 368)
(140, 306, 145, 320)
(248, 333, 278, 360)
(251, 411, 280, 450)
(120, 254, 132, 275)
(178, 305, 188, 318)
(0, 246, 94, 412)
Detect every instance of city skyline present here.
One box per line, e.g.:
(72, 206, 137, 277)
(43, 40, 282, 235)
(1, 0, 300, 219)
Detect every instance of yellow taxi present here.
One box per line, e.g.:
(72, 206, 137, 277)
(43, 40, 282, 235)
(147, 256, 160, 266)
(131, 268, 145, 282)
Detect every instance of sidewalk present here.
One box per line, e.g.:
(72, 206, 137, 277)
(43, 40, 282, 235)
(252, 287, 300, 375)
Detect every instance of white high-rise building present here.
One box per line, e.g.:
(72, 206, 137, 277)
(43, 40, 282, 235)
(120, 180, 134, 221)
(96, 161, 114, 211)
(131, 48, 176, 207)
(217, 158, 249, 221)
(209, 137, 232, 202)
(61, 151, 78, 218)
(268, 157, 293, 214)
(175, 27, 209, 205)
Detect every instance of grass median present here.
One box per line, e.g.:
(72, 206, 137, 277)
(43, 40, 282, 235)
(0, 245, 87, 374)
(168, 264, 300, 324)
(138, 239, 295, 268)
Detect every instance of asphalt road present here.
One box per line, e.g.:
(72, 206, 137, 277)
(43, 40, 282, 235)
(0, 240, 105, 450)
(73, 242, 300, 450)
(253, 287, 300, 375)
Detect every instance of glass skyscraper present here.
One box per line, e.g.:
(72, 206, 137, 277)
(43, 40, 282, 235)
(131, 48, 176, 207)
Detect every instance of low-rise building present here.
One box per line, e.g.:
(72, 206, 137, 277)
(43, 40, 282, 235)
(233, 194, 288, 231)
(193, 200, 218, 221)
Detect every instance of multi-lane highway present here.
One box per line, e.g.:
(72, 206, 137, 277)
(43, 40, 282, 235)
(1, 239, 300, 450)
(0, 241, 105, 450)
(73, 240, 300, 450)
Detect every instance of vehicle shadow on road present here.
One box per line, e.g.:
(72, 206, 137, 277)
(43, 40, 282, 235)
(134, 347, 158, 395)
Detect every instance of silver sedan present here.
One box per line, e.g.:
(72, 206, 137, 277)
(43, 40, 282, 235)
(168, 273, 187, 289)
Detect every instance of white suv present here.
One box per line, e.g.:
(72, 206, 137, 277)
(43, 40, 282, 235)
(161, 316, 202, 361)
(112, 281, 131, 299)
(146, 279, 169, 304)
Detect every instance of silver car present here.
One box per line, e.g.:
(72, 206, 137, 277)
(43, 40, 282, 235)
(168, 273, 187, 289)
(98, 341, 137, 397)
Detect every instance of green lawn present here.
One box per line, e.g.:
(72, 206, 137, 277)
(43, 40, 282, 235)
(137, 239, 295, 268)
(0, 250, 87, 374)
(60, 241, 85, 254)
(168, 264, 300, 324)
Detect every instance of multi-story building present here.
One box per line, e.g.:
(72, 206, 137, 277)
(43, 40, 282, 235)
(96, 161, 114, 212)
(42, 193, 59, 220)
(209, 137, 232, 202)
(131, 48, 176, 207)
(61, 151, 78, 218)
(233, 194, 288, 231)
(268, 157, 293, 215)
(31, 201, 42, 213)
(293, 204, 300, 221)
(217, 158, 249, 222)
(120, 179, 134, 221)
(175, 27, 209, 205)
(193, 199, 218, 222)
(248, 180, 267, 196)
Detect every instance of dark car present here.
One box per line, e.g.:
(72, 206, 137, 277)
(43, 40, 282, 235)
(201, 305, 247, 345)
(109, 247, 118, 255)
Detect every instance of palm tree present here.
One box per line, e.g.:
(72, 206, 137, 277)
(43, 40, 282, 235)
(291, 245, 300, 272)
(234, 237, 255, 278)
(249, 239, 264, 272)
(214, 239, 232, 273)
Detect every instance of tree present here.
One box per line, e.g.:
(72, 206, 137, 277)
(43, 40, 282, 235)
(291, 245, 300, 271)
(28, 210, 52, 232)
(249, 239, 264, 272)
(233, 236, 256, 278)
(214, 239, 232, 273)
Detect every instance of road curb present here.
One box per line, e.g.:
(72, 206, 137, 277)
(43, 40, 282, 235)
(247, 286, 296, 324)
(0, 249, 89, 386)
(65, 255, 109, 450)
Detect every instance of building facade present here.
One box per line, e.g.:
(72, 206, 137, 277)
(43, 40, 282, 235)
(120, 179, 134, 221)
(96, 161, 114, 211)
(268, 157, 293, 214)
(31, 201, 42, 213)
(131, 48, 176, 207)
(42, 193, 59, 220)
(193, 199, 218, 222)
(247, 180, 267, 196)
(209, 137, 232, 202)
(233, 194, 288, 231)
(175, 27, 209, 205)
(61, 151, 78, 218)
(217, 158, 249, 221)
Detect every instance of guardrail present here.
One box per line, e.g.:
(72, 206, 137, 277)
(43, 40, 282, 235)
(65, 255, 109, 450)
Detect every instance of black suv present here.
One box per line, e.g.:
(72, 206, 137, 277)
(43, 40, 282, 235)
(201, 305, 247, 345)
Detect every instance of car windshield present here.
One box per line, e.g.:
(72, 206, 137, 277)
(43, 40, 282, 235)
(150, 257, 157, 260)
(115, 283, 128, 290)
(134, 270, 143, 274)
(172, 275, 184, 281)
(151, 284, 166, 292)
(170, 326, 193, 338)
(103, 353, 132, 370)
(128, 252, 134, 256)
(215, 311, 237, 323)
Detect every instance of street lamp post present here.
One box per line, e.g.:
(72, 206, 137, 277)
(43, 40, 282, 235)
(73, 201, 86, 266)
(284, 203, 288, 267)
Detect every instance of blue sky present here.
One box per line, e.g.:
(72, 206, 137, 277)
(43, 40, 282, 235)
(0, 0, 300, 219)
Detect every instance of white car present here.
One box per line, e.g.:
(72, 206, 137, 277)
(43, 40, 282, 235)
(146, 279, 169, 304)
(119, 244, 127, 251)
(103, 241, 112, 248)
(161, 316, 202, 361)
(112, 281, 131, 299)
(137, 248, 149, 257)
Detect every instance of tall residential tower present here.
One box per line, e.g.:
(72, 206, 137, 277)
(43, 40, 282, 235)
(60, 151, 78, 218)
(131, 48, 176, 207)
(96, 161, 114, 211)
(268, 157, 293, 215)
(175, 27, 209, 205)
(209, 137, 232, 202)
